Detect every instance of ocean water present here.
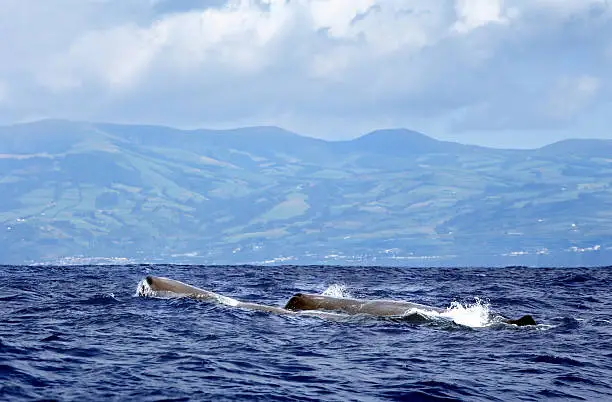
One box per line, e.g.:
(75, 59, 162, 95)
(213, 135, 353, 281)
(1, 265, 611, 401)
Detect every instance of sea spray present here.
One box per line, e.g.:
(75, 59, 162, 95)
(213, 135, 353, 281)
(322, 284, 352, 298)
(440, 297, 491, 328)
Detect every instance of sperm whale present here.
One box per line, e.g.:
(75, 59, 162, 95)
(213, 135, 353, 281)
(284, 292, 536, 326)
(138, 276, 536, 326)
(139, 275, 290, 315)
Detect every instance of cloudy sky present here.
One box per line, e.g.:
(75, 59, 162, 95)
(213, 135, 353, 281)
(0, 0, 610, 148)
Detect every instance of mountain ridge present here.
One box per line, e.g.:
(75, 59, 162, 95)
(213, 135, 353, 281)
(3, 119, 610, 152)
(0, 119, 611, 266)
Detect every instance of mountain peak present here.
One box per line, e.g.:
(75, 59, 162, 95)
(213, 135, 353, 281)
(539, 138, 612, 158)
(215, 125, 307, 140)
(346, 128, 465, 155)
(358, 128, 436, 145)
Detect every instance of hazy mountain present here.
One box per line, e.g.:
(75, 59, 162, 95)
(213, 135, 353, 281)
(538, 138, 612, 158)
(334, 128, 481, 156)
(0, 120, 610, 266)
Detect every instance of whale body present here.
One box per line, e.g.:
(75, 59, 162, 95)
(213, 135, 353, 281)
(139, 276, 345, 319)
(284, 292, 536, 326)
(284, 292, 446, 316)
(140, 275, 291, 315)
(138, 275, 536, 326)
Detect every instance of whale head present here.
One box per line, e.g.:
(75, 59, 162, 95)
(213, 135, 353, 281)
(284, 293, 312, 311)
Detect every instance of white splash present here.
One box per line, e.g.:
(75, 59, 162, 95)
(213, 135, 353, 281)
(136, 278, 154, 297)
(214, 294, 240, 307)
(321, 284, 352, 298)
(440, 298, 491, 328)
(135, 278, 187, 299)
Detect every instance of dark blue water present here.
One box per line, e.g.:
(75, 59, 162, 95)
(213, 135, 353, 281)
(1, 265, 611, 401)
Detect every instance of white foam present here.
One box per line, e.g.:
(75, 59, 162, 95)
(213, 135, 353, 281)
(136, 278, 154, 297)
(321, 284, 352, 298)
(214, 294, 240, 307)
(441, 298, 491, 328)
(411, 297, 492, 328)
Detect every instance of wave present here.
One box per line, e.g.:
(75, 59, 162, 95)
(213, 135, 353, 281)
(531, 354, 589, 367)
(77, 293, 120, 306)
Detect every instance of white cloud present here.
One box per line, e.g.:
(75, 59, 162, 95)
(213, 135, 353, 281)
(40, 24, 161, 92)
(530, 0, 608, 16)
(309, 0, 374, 39)
(0, 0, 611, 146)
(0, 81, 7, 105)
(546, 75, 601, 119)
(453, 0, 507, 33)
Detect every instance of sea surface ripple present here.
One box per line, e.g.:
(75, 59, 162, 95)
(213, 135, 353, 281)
(1, 265, 611, 401)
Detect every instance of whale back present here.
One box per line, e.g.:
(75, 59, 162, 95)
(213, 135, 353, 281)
(286, 294, 537, 325)
(285, 293, 445, 316)
(139, 276, 536, 326)
(141, 276, 221, 300)
(505, 315, 537, 326)
(141, 276, 299, 314)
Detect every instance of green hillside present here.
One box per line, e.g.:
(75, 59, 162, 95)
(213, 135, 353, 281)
(0, 120, 610, 266)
